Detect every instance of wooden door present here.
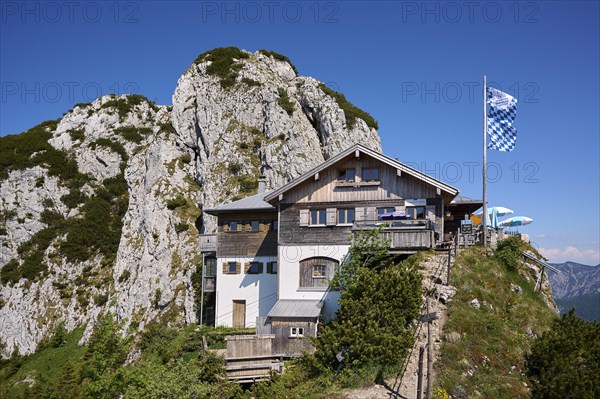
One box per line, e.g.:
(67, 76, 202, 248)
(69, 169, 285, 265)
(232, 300, 246, 328)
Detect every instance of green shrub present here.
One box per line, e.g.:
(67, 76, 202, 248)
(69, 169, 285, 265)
(89, 138, 129, 161)
(101, 94, 157, 120)
(194, 47, 250, 89)
(526, 310, 600, 398)
(241, 77, 261, 87)
(158, 122, 176, 135)
(227, 162, 242, 175)
(174, 222, 189, 234)
(315, 228, 422, 371)
(60, 190, 88, 209)
(237, 175, 258, 193)
(179, 154, 192, 164)
(49, 322, 68, 348)
(258, 49, 299, 75)
(277, 87, 295, 116)
(494, 235, 526, 271)
(114, 125, 151, 144)
(40, 209, 64, 226)
(166, 195, 186, 210)
(118, 270, 130, 283)
(94, 294, 109, 306)
(67, 128, 85, 142)
(0, 259, 20, 285)
(319, 83, 378, 130)
(152, 289, 162, 309)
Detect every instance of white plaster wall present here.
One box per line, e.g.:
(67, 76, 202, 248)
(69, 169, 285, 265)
(278, 244, 350, 321)
(215, 256, 278, 327)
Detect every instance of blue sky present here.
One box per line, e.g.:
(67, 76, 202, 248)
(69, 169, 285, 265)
(1, 0, 599, 264)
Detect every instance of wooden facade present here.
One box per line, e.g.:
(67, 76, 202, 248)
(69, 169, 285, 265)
(204, 144, 460, 344)
(268, 318, 318, 356)
(217, 211, 278, 257)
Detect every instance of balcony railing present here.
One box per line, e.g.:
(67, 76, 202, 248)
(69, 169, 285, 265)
(199, 234, 217, 252)
(352, 219, 435, 250)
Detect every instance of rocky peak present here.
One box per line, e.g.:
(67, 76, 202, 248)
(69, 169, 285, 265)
(0, 47, 381, 357)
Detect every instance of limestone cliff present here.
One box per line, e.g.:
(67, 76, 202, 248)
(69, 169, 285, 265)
(0, 48, 381, 357)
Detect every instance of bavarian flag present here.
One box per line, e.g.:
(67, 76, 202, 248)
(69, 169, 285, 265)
(487, 87, 518, 152)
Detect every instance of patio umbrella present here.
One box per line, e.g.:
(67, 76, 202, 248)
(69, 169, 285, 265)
(475, 206, 514, 217)
(498, 216, 533, 228)
(491, 207, 499, 229)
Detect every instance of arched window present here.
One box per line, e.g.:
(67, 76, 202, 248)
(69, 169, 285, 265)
(299, 257, 339, 288)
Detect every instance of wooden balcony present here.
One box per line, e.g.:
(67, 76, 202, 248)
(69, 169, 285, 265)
(353, 219, 435, 251)
(199, 234, 217, 252)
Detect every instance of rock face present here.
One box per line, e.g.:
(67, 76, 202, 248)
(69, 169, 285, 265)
(0, 48, 381, 356)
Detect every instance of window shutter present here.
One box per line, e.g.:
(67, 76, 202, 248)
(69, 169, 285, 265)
(258, 262, 264, 274)
(222, 262, 228, 274)
(326, 208, 336, 225)
(355, 207, 365, 221)
(366, 207, 376, 221)
(299, 209, 309, 226)
(244, 262, 251, 273)
(236, 262, 241, 274)
(267, 262, 272, 274)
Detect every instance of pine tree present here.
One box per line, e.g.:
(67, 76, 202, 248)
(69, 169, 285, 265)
(315, 228, 422, 371)
(526, 309, 600, 398)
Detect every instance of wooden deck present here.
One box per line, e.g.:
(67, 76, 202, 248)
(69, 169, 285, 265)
(353, 220, 435, 250)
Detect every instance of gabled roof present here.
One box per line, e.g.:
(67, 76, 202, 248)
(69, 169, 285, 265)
(204, 190, 275, 214)
(264, 144, 459, 203)
(267, 299, 323, 318)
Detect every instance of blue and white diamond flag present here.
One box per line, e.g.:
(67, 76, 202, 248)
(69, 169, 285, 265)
(487, 87, 518, 152)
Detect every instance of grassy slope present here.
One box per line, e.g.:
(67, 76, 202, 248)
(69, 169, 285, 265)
(0, 328, 86, 397)
(434, 247, 558, 399)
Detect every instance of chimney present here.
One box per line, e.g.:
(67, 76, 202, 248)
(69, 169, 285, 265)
(258, 176, 267, 193)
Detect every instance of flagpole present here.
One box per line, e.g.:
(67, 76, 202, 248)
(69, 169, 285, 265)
(482, 75, 488, 247)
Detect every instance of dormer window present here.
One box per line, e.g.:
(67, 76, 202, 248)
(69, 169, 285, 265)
(338, 169, 355, 182)
(363, 168, 380, 181)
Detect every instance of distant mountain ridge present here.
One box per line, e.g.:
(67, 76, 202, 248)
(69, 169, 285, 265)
(548, 261, 600, 299)
(548, 261, 600, 321)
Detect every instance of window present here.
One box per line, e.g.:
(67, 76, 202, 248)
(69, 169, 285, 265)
(267, 261, 278, 274)
(205, 257, 217, 277)
(224, 261, 239, 274)
(228, 262, 237, 273)
(228, 221, 238, 232)
(312, 264, 326, 278)
(338, 208, 355, 224)
(310, 209, 326, 225)
(290, 327, 304, 337)
(362, 168, 380, 181)
(250, 221, 259, 231)
(246, 261, 262, 274)
(271, 220, 278, 231)
(407, 206, 426, 220)
(377, 207, 395, 220)
(338, 169, 355, 182)
(299, 257, 338, 288)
